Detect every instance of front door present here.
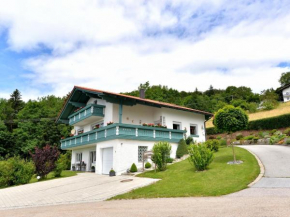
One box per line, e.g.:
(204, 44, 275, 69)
(102, 148, 113, 174)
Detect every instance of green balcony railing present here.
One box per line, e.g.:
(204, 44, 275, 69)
(60, 123, 186, 149)
(68, 104, 105, 125)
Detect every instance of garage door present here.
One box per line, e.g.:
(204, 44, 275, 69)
(102, 147, 113, 174)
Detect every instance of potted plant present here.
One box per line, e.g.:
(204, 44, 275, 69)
(93, 124, 100, 130)
(109, 168, 116, 176)
(72, 165, 76, 171)
(78, 129, 84, 134)
(107, 121, 114, 126)
(91, 166, 95, 172)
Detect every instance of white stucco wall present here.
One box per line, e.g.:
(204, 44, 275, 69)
(283, 87, 290, 102)
(160, 107, 206, 142)
(70, 139, 178, 175)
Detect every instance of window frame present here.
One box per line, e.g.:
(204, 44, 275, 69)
(138, 146, 148, 162)
(190, 124, 199, 137)
(172, 121, 182, 130)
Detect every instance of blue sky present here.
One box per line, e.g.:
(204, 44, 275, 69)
(0, 0, 290, 100)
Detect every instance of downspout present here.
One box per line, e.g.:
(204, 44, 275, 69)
(204, 120, 207, 141)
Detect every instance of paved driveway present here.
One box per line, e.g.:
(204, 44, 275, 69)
(0, 173, 158, 210)
(237, 145, 290, 188)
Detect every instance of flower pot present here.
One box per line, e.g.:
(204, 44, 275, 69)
(109, 170, 116, 176)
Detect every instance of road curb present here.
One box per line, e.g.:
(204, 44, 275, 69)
(244, 148, 265, 187)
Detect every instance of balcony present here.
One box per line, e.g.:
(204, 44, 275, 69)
(68, 104, 105, 126)
(61, 123, 186, 150)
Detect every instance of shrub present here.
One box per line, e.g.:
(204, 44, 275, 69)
(145, 162, 151, 169)
(0, 157, 35, 187)
(270, 135, 286, 144)
(244, 135, 254, 140)
(130, 163, 137, 173)
(206, 127, 220, 135)
(286, 138, 290, 145)
(208, 136, 216, 140)
(270, 129, 277, 135)
(205, 139, 219, 152)
(274, 131, 282, 136)
(30, 145, 60, 179)
(176, 139, 188, 158)
(151, 141, 172, 171)
(253, 137, 259, 144)
(54, 154, 67, 177)
(216, 136, 222, 140)
(249, 114, 290, 131)
(188, 144, 214, 171)
(185, 136, 193, 145)
(0, 161, 13, 187)
(236, 134, 243, 140)
(284, 128, 290, 136)
(219, 139, 227, 147)
(166, 157, 174, 163)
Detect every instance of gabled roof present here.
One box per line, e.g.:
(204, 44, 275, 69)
(56, 86, 213, 123)
(277, 83, 290, 92)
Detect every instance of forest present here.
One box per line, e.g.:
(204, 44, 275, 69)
(0, 72, 289, 158)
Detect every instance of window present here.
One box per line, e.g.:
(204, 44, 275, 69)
(138, 146, 148, 162)
(76, 153, 82, 162)
(190, 124, 198, 135)
(173, 121, 181, 130)
(94, 100, 98, 104)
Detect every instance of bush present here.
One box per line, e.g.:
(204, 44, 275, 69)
(219, 139, 227, 147)
(286, 138, 290, 145)
(188, 144, 214, 171)
(216, 136, 222, 140)
(206, 127, 220, 135)
(30, 145, 60, 179)
(176, 139, 188, 158)
(185, 136, 193, 145)
(236, 134, 243, 140)
(54, 154, 68, 177)
(151, 141, 172, 171)
(248, 114, 290, 130)
(284, 128, 290, 136)
(166, 157, 174, 163)
(145, 162, 151, 169)
(130, 163, 138, 173)
(270, 134, 286, 144)
(270, 129, 277, 135)
(0, 157, 35, 188)
(208, 136, 216, 139)
(244, 135, 254, 140)
(205, 139, 219, 152)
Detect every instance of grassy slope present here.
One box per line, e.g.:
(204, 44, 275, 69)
(111, 147, 259, 199)
(206, 101, 290, 128)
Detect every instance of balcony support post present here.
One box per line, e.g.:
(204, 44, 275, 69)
(119, 103, 123, 123)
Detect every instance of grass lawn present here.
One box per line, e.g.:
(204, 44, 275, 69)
(29, 170, 78, 184)
(111, 147, 259, 199)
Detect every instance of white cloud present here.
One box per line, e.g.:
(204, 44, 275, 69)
(0, 0, 290, 99)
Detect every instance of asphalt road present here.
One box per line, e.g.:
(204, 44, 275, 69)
(2, 145, 290, 217)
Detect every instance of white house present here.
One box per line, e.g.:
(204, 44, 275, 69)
(57, 86, 213, 175)
(280, 84, 290, 102)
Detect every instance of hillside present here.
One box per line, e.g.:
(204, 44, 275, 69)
(206, 101, 290, 128)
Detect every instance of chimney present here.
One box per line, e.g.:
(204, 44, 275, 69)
(139, 89, 145, 99)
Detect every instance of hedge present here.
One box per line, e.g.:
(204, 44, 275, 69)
(206, 114, 290, 135)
